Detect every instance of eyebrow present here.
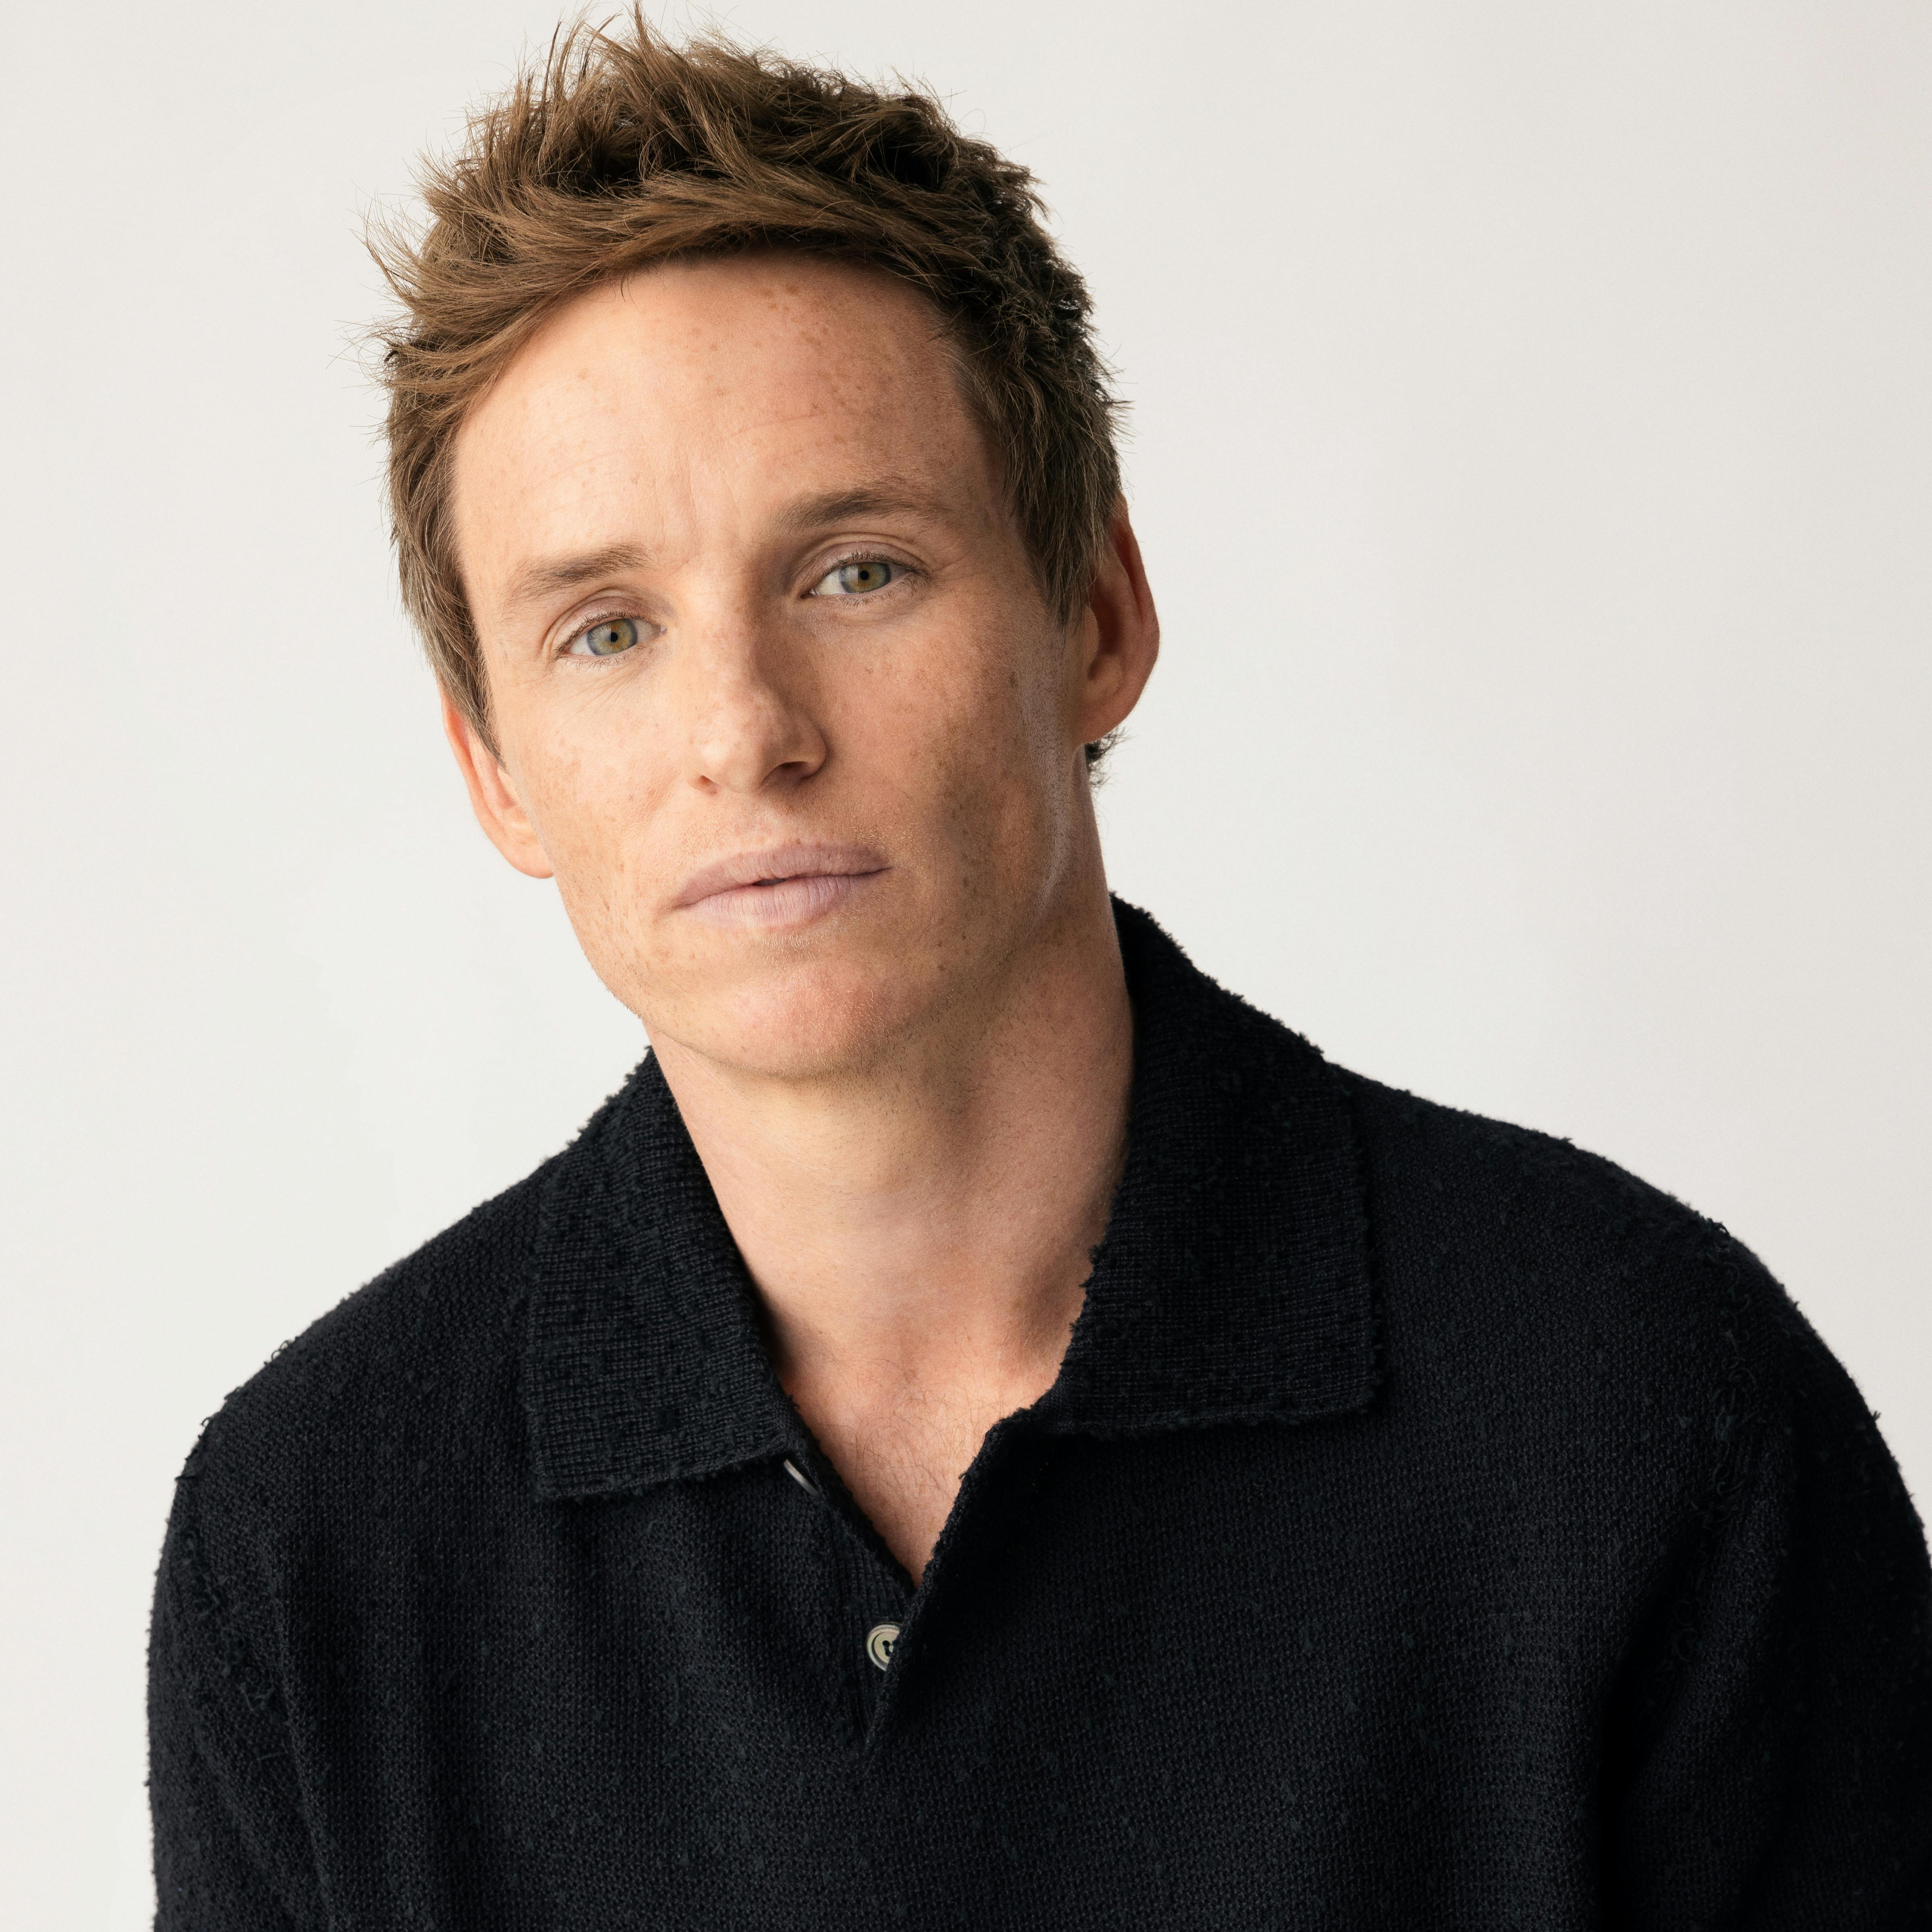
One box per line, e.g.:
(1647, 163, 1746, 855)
(502, 542, 653, 615)
(496, 482, 953, 616)
(770, 482, 952, 535)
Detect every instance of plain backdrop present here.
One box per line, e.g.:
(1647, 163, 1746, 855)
(2, 1, 1927, 1922)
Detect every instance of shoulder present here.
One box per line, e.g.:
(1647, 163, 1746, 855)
(174, 1077, 634, 1526)
(1333, 1067, 1830, 1448)
(1342, 1067, 1726, 1263)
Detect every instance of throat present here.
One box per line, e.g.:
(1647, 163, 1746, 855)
(781, 1329, 1078, 1583)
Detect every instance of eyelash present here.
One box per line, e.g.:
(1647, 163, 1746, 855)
(812, 550, 911, 593)
(558, 610, 648, 659)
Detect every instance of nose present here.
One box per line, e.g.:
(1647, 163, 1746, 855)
(680, 613, 827, 797)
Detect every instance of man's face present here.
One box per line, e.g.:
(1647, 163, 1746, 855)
(449, 255, 1150, 1080)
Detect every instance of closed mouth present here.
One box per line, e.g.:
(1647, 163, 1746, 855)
(674, 844, 889, 928)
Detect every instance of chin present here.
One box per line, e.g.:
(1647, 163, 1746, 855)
(638, 946, 938, 1082)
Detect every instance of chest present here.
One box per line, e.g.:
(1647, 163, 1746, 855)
(789, 1364, 1061, 1583)
(272, 1423, 1641, 1929)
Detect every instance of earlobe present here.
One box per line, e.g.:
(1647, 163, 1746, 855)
(1075, 501, 1161, 744)
(441, 693, 556, 880)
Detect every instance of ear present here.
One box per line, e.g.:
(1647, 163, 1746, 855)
(1072, 498, 1160, 748)
(441, 692, 555, 880)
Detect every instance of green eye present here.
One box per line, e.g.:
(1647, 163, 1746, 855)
(576, 616, 641, 656)
(816, 558, 898, 596)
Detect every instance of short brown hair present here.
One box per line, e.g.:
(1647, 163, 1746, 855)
(373, 12, 1123, 751)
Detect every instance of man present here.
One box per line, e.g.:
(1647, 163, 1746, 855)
(148, 17, 1930, 1928)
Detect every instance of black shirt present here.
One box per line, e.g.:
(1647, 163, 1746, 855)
(149, 902, 1932, 1927)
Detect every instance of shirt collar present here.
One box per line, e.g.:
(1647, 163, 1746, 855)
(521, 899, 1377, 1499)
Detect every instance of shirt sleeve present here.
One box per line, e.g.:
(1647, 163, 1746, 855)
(148, 1450, 323, 1931)
(1606, 1287, 1932, 1927)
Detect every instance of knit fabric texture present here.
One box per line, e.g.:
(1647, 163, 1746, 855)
(148, 900, 1932, 1928)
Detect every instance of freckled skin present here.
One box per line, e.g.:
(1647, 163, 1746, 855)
(444, 254, 1160, 1577)
(453, 266, 1081, 1071)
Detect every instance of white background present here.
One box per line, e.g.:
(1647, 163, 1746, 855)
(3, 2, 1927, 1922)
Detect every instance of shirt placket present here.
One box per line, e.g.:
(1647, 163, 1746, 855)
(772, 1413, 1065, 1752)
(775, 1446, 916, 1742)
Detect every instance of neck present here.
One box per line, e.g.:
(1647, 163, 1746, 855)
(650, 872, 1133, 1577)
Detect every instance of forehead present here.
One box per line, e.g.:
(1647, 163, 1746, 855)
(450, 255, 993, 585)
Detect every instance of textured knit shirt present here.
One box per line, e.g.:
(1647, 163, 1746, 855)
(149, 900, 1932, 1928)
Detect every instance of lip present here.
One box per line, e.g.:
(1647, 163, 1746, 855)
(673, 842, 890, 929)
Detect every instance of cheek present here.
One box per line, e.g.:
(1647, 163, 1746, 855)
(533, 754, 674, 1010)
(509, 709, 669, 907)
(851, 614, 1071, 863)
(869, 606, 1066, 769)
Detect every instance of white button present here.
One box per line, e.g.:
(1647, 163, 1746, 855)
(865, 1623, 900, 1671)
(783, 1458, 818, 1496)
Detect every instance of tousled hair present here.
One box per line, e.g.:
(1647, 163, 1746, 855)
(372, 12, 1124, 756)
